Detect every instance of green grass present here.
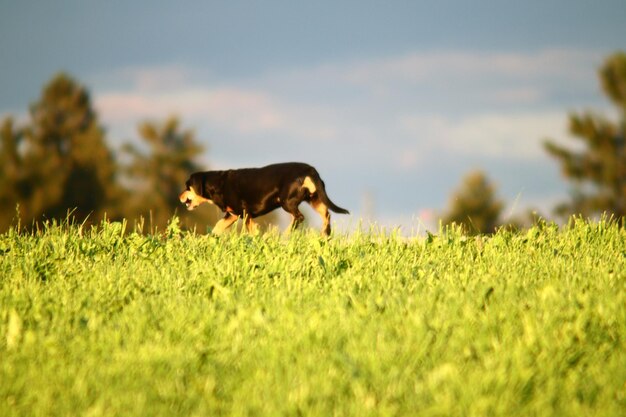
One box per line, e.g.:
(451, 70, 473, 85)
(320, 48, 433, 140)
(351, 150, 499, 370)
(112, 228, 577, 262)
(1, 218, 625, 416)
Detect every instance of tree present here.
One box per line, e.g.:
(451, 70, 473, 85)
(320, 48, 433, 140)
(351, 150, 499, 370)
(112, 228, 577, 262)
(0, 73, 122, 231)
(123, 116, 220, 232)
(0, 118, 26, 230)
(441, 170, 504, 235)
(544, 51, 626, 220)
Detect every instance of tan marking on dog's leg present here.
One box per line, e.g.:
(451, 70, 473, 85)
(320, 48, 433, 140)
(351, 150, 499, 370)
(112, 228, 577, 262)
(302, 176, 317, 194)
(245, 216, 259, 234)
(285, 214, 302, 235)
(312, 201, 331, 236)
(212, 214, 239, 235)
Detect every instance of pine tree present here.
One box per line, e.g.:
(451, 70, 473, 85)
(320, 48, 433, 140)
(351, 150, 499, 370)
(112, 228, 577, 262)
(123, 116, 219, 232)
(544, 51, 626, 219)
(27, 73, 122, 222)
(441, 170, 504, 235)
(0, 73, 122, 230)
(0, 118, 26, 230)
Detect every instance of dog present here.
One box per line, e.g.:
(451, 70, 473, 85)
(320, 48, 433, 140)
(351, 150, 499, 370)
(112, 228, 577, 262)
(179, 162, 349, 235)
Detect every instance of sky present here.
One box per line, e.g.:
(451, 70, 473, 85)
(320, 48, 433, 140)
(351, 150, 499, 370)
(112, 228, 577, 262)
(1, 1, 625, 232)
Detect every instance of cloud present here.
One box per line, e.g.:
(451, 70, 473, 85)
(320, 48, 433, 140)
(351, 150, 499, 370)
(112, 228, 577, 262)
(360, 49, 598, 92)
(398, 111, 569, 163)
(488, 87, 546, 105)
(266, 48, 602, 106)
(96, 87, 284, 134)
(94, 48, 602, 143)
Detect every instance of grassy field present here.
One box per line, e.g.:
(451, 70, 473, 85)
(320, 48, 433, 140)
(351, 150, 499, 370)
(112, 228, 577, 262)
(1, 218, 625, 417)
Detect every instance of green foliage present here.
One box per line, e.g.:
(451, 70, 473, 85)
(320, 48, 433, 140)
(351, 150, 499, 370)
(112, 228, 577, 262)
(122, 116, 219, 232)
(1, 221, 624, 416)
(0, 73, 123, 229)
(600, 51, 626, 108)
(544, 51, 626, 219)
(0, 118, 24, 231)
(27, 73, 122, 222)
(441, 170, 505, 235)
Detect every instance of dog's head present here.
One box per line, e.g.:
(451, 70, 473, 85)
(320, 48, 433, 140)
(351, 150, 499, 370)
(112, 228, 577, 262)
(179, 173, 211, 211)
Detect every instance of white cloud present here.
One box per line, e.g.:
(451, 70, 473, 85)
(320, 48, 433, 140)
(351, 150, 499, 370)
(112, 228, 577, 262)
(94, 48, 602, 148)
(121, 65, 192, 91)
(267, 48, 602, 106)
(399, 111, 569, 162)
(96, 87, 285, 135)
(357, 49, 598, 84)
(488, 87, 545, 105)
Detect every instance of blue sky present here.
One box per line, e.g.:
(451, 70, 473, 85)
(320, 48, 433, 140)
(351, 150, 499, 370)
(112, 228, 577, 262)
(1, 1, 625, 231)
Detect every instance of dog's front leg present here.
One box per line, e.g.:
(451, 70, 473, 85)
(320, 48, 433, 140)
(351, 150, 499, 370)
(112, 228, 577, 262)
(245, 216, 260, 234)
(212, 213, 239, 235)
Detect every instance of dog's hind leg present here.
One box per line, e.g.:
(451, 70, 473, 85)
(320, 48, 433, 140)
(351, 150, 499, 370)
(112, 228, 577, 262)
(282, 201, 305, 235)
(286, 211, 304, 234)
(311, 200, 331, 236)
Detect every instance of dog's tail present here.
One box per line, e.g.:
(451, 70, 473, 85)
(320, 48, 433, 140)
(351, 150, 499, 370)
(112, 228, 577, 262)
(307, 170, 350, 215)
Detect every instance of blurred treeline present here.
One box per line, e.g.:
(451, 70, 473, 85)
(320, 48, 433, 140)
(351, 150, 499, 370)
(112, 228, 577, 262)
(441, 51, 626, 234)
(0, 73, 221, 233)
(1, 51, 624, 235)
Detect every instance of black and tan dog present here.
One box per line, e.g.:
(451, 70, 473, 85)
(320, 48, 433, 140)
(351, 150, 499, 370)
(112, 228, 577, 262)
(179, 162, 349, 235)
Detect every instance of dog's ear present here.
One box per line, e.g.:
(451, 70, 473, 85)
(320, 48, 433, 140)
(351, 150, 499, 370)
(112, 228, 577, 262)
(187, 174, 204, 197)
